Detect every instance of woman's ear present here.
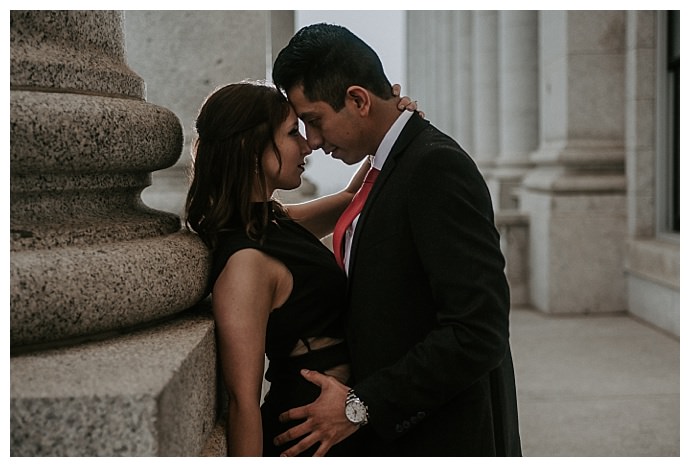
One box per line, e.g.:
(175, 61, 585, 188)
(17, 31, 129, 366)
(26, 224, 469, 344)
(345, 86, 371, 115)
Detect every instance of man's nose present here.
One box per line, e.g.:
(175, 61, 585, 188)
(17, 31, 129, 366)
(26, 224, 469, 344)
(305, 128, 322, 151)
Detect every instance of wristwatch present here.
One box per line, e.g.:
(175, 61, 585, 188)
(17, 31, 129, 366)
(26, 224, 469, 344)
(345, 388, 369, 426)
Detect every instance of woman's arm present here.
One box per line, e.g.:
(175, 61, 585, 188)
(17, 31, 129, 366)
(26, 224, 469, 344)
(287, 159, 370, 239)
(212, 248, 293, 456)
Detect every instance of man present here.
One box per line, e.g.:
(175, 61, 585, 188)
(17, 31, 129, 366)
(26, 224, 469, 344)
(271, 23, 521, 457)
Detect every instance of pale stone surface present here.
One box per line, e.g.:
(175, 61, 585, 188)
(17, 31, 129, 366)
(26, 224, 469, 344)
(496, 211, 530, 306)
(471, 11, 499, 170)
(124, 10, 269, 162)
(407, 12, 437, 134)
(431, 11, 453, 135)
(625, 11, 659, 240)
(521, 178, 628, 314)
(511, 308, 679, 456)
(200, 419, 228, 457)
(123, 11, 305, 218)
(10, 91, 183, 251)
(520, 10, 630, 316)
(622, 12, 677, 338)
(10, 11, 144, 98)
(625, 239, 679, 288)
(11, 308, 217, 456)
(625, 239, 679, 337)
(10, 91, 181, 176)
(497, 11, 539, 159)
(11, 231, 210, 347)
(449, 11, 474, 154)
(568, 10, 626, 52)
(568, 54, 626, 140)
(10, 10, 218, 456)
(627, 274, 680, 337)
(520, 396, 679, 456)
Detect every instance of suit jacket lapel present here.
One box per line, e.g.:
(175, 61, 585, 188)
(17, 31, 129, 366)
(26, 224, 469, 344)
(347, 113, 430, 277)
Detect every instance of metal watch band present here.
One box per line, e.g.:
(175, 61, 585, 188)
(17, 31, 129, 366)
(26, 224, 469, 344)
(345, 388, 369, 426)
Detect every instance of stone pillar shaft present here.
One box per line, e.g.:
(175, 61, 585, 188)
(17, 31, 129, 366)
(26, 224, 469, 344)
(471, 11, 499, 173)
(407, 11, 473, 153)
(450, 11, 474, 153)
(522, 11, 628, 314)
(490, 11, 539, 210)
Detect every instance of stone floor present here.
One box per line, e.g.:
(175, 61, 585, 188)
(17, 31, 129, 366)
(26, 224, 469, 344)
(509, 308, 680, 457)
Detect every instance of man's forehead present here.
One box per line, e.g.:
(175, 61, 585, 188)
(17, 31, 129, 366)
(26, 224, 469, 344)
(285, 84, 308, 103)
(286, 86, 325, 116)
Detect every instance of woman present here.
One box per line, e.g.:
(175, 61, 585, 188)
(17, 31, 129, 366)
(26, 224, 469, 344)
(185, 80, 417, 456)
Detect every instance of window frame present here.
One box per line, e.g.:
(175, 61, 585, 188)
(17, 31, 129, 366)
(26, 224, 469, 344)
(655, 10, 680, 241)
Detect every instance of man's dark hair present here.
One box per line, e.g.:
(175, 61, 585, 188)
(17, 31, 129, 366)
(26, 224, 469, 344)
(272, 23, 393, 111)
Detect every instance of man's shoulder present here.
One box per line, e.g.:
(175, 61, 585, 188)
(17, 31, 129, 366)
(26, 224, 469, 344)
(407, 123, 468, 159)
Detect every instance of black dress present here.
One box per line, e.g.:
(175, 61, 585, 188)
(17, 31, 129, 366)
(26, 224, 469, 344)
(211, 203, 363, 456)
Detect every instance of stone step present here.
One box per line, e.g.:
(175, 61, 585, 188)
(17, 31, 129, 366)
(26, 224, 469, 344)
(10, 303, 219, 456)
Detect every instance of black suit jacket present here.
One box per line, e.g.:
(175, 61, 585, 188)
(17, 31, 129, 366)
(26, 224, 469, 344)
(347, 112, 521, 456)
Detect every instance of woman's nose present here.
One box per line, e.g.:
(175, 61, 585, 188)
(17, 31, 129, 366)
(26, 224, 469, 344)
(300, 136, 312, 155)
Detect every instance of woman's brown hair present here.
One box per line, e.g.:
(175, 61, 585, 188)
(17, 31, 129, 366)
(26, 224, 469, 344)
(185, 81, 291, 249)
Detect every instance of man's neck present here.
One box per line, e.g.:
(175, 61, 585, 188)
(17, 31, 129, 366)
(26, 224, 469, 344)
(368, 98, 406, 153)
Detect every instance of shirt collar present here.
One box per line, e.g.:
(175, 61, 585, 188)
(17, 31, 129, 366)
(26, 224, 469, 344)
(371, 110, 414, 170)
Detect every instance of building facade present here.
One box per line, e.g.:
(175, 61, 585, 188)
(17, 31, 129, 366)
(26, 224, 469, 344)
(406, 11, 679, 336)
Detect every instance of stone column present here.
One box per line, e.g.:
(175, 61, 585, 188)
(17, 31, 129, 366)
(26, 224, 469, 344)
(471, 11, 499, 176)
(491, 11, 539, 210)
(10, 11, 214, 455)
(473, 11, 534, 306)
(408, 10, 473, 152)
(408, 11, 438, 126)
(521, 11, 628, 314)
(432, 10, 454, 134)
(449, 10, 475, 154)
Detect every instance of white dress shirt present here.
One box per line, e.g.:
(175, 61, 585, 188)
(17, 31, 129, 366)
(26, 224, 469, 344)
(342, 110, 414, 274)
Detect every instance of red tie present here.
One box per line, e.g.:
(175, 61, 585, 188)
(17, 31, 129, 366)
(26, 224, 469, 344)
(333, 167, 380, 270)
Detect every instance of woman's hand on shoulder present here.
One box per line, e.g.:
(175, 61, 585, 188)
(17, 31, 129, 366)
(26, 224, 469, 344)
(392, 83, 425, 118)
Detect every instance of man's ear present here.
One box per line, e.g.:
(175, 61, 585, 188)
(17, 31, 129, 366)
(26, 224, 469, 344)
(345, 86, 371, 115)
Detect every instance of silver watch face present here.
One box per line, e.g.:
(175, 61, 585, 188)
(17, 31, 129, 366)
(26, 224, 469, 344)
(345, 400, 367, 424)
